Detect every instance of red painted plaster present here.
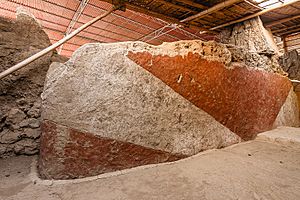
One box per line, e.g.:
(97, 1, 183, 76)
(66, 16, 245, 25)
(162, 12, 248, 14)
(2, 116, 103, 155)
(39, 120, 186, 179)
(127, 51, 291, 140)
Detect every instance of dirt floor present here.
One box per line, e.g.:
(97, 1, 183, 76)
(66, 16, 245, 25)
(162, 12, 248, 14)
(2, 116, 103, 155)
(0, 126, 300, 200)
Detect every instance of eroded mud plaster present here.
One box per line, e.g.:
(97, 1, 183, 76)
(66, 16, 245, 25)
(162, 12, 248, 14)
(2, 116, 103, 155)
(220, 17, 285, 74)
(0, 9, 68, 158)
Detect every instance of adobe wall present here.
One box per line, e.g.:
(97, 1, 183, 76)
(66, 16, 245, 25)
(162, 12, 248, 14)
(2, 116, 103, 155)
(279, 50, 300, 90)
(0, 9, 68, 158)
(219, 17, 284, 74)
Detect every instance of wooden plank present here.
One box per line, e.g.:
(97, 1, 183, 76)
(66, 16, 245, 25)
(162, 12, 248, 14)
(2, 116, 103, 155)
(244, 0, 262, 10)
(181, 0, 243, 23)
(283, 35, 288, 53)
(287, 43, 300, 51)
(154, 0, 230, 25)
(266, 15, 300, 27)
(279, 26, 300, 36)
(155, 0, 195, 12)
(100, 0, 181, 23)
(272, 24, 300, 34)
(102, 0, 212, 31)
(210, 0, 300, 30)
(286, 38, 300, 47)
(175, 0, 207, 9)
(286, 33, 300, 41)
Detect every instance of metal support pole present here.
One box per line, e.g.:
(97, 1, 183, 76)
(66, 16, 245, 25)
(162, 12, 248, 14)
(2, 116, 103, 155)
(0, 5, 120, 80)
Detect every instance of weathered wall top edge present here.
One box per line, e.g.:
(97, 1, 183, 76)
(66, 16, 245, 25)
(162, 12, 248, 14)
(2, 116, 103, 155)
(68, 40, 232, 66)
(62, 40, 288, 78)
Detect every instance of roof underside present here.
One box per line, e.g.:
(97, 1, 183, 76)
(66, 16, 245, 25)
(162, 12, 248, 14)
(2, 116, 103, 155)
(1, 0, 299, 56)
(107, 0, 262, 31)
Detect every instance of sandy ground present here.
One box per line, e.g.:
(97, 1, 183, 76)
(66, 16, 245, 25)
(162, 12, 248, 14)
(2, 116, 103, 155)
(0, 126, 300, 200)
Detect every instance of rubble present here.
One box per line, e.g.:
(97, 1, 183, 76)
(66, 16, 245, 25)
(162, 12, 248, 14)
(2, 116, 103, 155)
(0, 10, 67, 158)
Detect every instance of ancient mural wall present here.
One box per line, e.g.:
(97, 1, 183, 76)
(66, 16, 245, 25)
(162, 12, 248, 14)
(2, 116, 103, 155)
(1, 8, 297, 179)
(0, 9, 68, 158)
(127, 49, 292, 140)
(40, 41, 241, 179)
(40, 38, 296, 179)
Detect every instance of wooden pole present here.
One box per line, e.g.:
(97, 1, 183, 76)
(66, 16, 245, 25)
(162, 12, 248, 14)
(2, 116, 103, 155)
(181, 0, 243, 23)
(272, 24, 300, 34)
(100, 0, 210, 31)
(283, 35, 288, 53)
(210, 0, 300, 30)
(0, 5, 118, 80)
(175, 0, 207, 9)
(265, 15, 300, 28)
(290, 79, 300, 83)
(279, 26, 300, 36)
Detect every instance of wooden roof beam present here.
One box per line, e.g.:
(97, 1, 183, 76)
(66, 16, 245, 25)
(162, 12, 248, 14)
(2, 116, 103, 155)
(243, 0, 262, 10)
(154, 0, 227, 25)
(154, 0, 195, 12)
(174, 0, 207, 10)
(265, 14, 300, 27)
(210, 0, 300, 30)
(286, 39, 300, 47)
(176, 0, 240, 22)
(278, 26, 300, 36)
(124, 3, 201, 28)
(181, 0, 243, 23)
(101, 0, 211, 32)
(272, 24, 300, 34)
(286, 33, 300, 41)
(101, 0, 182, 25)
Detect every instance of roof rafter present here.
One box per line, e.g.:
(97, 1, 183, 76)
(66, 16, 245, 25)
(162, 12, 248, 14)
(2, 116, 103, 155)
(101, 0, 210, 31)
(174, 0, 207, 9)
(278, 25, 300, 36)
(181, 0, 243, 23)
(210, 0, 300, 30)
(273, 24, 300, 34)
(154, 0, 194, 12)
(265, 14, 300, 27)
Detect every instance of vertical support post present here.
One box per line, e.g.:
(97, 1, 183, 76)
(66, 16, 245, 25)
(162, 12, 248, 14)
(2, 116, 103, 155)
(283, 35, 288, 53)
